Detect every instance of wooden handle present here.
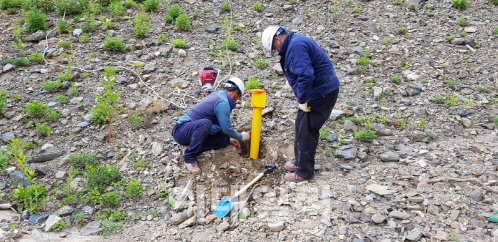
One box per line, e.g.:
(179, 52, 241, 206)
(234, 173, 264, 198)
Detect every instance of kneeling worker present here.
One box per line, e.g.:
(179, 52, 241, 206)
(172, 78, 250, 174)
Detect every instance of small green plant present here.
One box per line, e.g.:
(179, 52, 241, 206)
(479, 87, 489, 93)
(26, 8, 48, 33)
(464, 100, 473, 109)
(35, 122, 51, 137)
(103, 35, 126, 51)
(451, 235, 461, 242)
(68, 153, 99, 167)
(123, 0, 136, 8)
(80, 33, 89, 42)
(46, 109, 59, 122)
(130, 114, 141, 127)
(81, 71, 89, 78)
(102, 192, 120, 207)
(494, 116, 498, 126)
(457, 15, 467, 27)
(164, 4, 182, 22)
(172, 39, 186, 48)
(347, 100, 358, 106)
(143, 0, 159, 12)
(246, 77, 261, 90)
(391, 76, 402, 84)
(30, 52, 44, 63)
(493, 27, 498, 35)
(417, 116, 427, 131)
(0, 150, 9, 171)
(68, 83, 78, 96)
(254, 1, 263, 11)
(374, 114, 388, 124)
(82, 15, 97, 32)
(408, 3, 415, 9)
(52, 219, 68, 231)
(356, 48, 371, 74)
(11, 185, 48, 213)
(134, 159, 147, 168)
(426, 12, 434, 16)
(134, 11, 151, 38)
(288, 0, 297, 4)
(103, 20, 115, 30)
(353, 130, 377, 142)
(2, 58, 30, 66)
(166, 195, 175, 207)
(7, 8, 15, 14)
(452, 0, 467, 10)
(99, 222, 123, 238)
(175, 13, 191, 31)
(11, 24, 22, 40)
(221, 1, 231, 11)
(158, 34, 167, 43)
(393, 0, 402, 5)
(24, 141, 35, 150)
(434, 96, 446, 104)
(459, 32, 466, 37)
(382, 38, 389, 45)
(448, 93, 457, 107)
(125, 178, 146, 198)
(84, 165, 121, 191)
(221, 40, 238, 51)
(254, 60, 267, 69)
(319, 128, 329, 140)
(42, 81, 63, 92)
(57, 20, 70, 34)
(421, 79, 428, 83)
(353, 7, 361, 13)
(445, 36, 455, 41)
(397, 27, 408, 35)
(26, 101, 48, 117)
(108, 1, 125, 17)
(446, 79, 456, 87)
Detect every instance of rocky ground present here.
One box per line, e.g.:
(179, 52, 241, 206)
(1, 0, 498, 241)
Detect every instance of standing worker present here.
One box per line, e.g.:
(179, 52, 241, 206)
(172, 78, 250, 174)
(261, 26, 340, 182)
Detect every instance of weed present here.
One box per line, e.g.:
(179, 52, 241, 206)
(457, 15, 467, 27)
(46, 109, 59, 122)
(52, 219, 68, 231)
(11, 185, 48, 213)
(391, 76, 402, 84)
(42, 81, 63, 92)
(7, 138, 24, 161)
(175, 13, 191, 31)
(222, 40, 238, 51)
(353, 130, 377, 142)
(24, 141, 35, 150)
(434, 96, 446, 104)
(82, 15, 97, 32)
(99, 223, 123, 238)
(27, 8, 47, 33)
(125, 178, 146, 198)
(103, 35, 126, 51)
(254, 1, 263, 11)
(57, 20, 70, 34)
(421, 79, 428, 83)
(30, 52, 44, 63)
(134, 11, 151, 38)
(130, 114, 142, 127)
(143, 0, 159, 12)
(254, 60, 266, 69)
(103, 20, 115, 30)
(0, 150, 9, 171)
(447, 93, 457, 107)
(123, 0, 136, 8)
(35, 122, 51, 137)
(353, 7, 361, 13)
(393, 0, 402, 5)
(68, 153, 99, 167)
(166, 196, 175, 207)
(374, 114, 388, 124)
(397, 27, 408, 35)
(158, 34, 167, 43)
(81, 71, 89, 78)
(221, 1, 231, 11)
(464, 100, 473, 109)
(494, 116, 498, 126)
(288, 0, 297, 4)
(11, 24, 22, 39)
(108, 1, 124, 17)
(347, 100, 358, 106)
(356, 48, 371, 74)
(6, 8, 15, 14)
(102, 192, 120, 207)
(80, 33, 89, 42)
(134, 160, 147, 168)
(73, 213, 83, 224)
(445, 36, 455, 41)
(84, 165, 121, 191)
(68, 83, 78, 95)
(426, 12, 434, 16)
(446, 79, 456, 87)
(319, 128, 329, 140)
(246, 77, 261, 90)
(493, 27, 498, 35)
(408, 3, 415, 9)
(366, 83, 374, 93)
(2, 58, 30, 66)
(55, 0, 86, 16)
(26, 101, 48, 118)
(459, 32, 466, 37)
(417, 116, 427, 131)
(382, 38, 389, 45)
(451, 235, 461, 242)
(452, 0, 467, 9)
(479, 87, 489, 93)
(164, 5, 182, 22)
(172, 39, 186, 48)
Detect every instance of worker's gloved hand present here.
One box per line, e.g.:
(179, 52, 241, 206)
(241, 132, 250, 141)
(298, 102, 311, 112)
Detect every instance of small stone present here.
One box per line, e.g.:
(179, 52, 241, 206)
(170, 213, 187, 225)
(347, 68, 358, 75)
(343, 120, 357, 131)
(170, 78, 188, 88)
(388, 211, 409, 219)
(22, 210, 30, 220)
(326, 135, 338, 142)
(272, 64, 283, 75)
(464, 27, 477, 33)
(282, 5, 294, 11)
(55, 171, 67, 179)
(427, 204, 439, 215)
(77, 122, 90, 127)
(205, 214, 218, 224)
(337, 145, 357, 160)
(405, 231, 422, 241)
(469, 190, 483, 201)
(44, 215, 62, 232)
(9, 171, 28, 186)
(205, 25, 219, 33)
(81, 220, 101, 236)
(268, 221, 285, 232)
(216, 222, 230, 232)
(450, 210, 460, 220)
(48, 102, 61, 108)
(2, 132, 15, 142)
(379, 151, 400, 162)
(366, 184, 395, 195)
(151, 142, 163, 156)
(371, 213, 386, 224)
(457, 109, 469, 117)
(356, 16, 369, 21)
(329, 110, 345, 120)
(178, 49, 187, 57)
(56, 205, 74, 217)
(3, 64, 14, 72)
(434, 231, 449, 241)
(178, 216, 195, 228)
(27, 30, 46, 42)
(73, 29, 83, 37)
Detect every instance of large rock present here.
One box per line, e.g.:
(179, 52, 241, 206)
(216, 222, 230, 232)
(379, 151, 400, 162)
(3, 64, 14, 72)
(27, 30, 46, 42)
(81, 220, 101, 236)
(371, 213, 386, 224)
(170, 213, 187, 225)
(44, 215, 62, 232)
(28, 152, 64, 163)
(343, 120, 357, 131)
(268, 221, 285, 232)
(2, 132, 15, 142)
(405, 231, 422, 241)
(56, 205, 74, 217)
(143, 62, 156, 74)
(329, 110, 345, 120)
(178, 216, 195, 228)
(336, 145, 357, 160)
(9, 171, 29, 186)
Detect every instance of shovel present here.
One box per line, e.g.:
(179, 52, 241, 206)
(213, 164, 276, 218)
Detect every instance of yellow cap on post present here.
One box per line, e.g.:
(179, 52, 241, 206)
(247, 89, 266, 159)
(248, 89, 266, 108)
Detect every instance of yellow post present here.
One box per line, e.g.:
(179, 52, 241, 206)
(248, 89, 266, 159)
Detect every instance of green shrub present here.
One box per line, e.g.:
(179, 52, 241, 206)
(246, 77, 261, 90)
(494, 116, 498, 126)
(2, 58, 30, 66)
(452, 0, 467, 9)
(123, 0, 137, 8)
(457, 15, 467, 27)
(353, 7, 361, 13)
(7, 7, 15, 14)
(55, 0, 86, 16)
(68, 83, 78, 95)
(158, 34, 167, 43)
(57, 69, 73, 81)
(103, 20, 115, 29)
(102, 192, 120, 206)
(30, 52, 44, 63)
(103, 35, 126, 51)
(81, 71, 89, 78)
(0, 0, 16, 9)
(426, 12, 434, 16)
(82, 15, 97, 32)
(125, 178, 146, 198)
(84, 165, 121, 191)
(353, 130, 377, 142)
(221, 1, 230, 11)
(22, 0, 55, 12)
(397, 27, 408, 35)
(42, 81, 63, 92)
(80, 33, 89, 42)
(172, 39, 186, 48)
(143, 0, 159, 12)
(57, 20, 70, 34)
(52, 219, 68, 231)
(130, 114, 141, 127)
(391, 76, 402, 84)
(167, 4, 182, 19)
(99, 222, 123, 238)
(493, 27, 498, 35)
(254, 1, 263, 11)
(446, 79, 456, 87)
(133, 11, 151, 39)
(68, 153, 99, 166)
(254, 60, 266, 69)
(108, 1, 124, 17)
(222, 40, 238, 50)
(11, 185, 48, 213)
(459, 32, 467, 37)
(26, 8, 48, 33)
(24, 141, 36, 149)
(393, 0, 402, 5)
(46, 109, 59, 121)
(164, 15, 174, 23)
(89, 2, 104, 13)
(0, 96, 6, 118)
(35, 122, 51, 137)
(26, 101, 48, 117)
(434, 96, 446, 104)
(445, 36, 455, 41)
(58, 41, 71, 48)
(408, 3, 415, 9)
(0, 150, 9, 171)
(175, 13, 191, 31)
(490, 0, 498, 4)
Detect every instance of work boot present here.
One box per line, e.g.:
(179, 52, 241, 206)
(284, 162, 297, 172)
(184, 162, 201, 175)
(180, 145, 189, 155)
(284, 172, 310, 183)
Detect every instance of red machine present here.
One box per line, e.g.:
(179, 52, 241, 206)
(198, 67, 218, 94)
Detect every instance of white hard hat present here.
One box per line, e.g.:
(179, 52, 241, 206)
(262, 26, 281, 56)
(226, 77, 245, 100)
